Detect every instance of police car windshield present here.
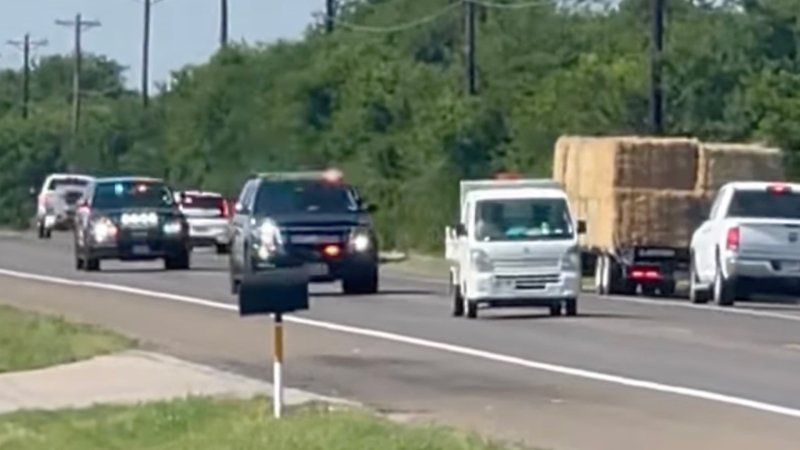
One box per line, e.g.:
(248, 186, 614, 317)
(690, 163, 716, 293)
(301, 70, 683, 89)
(93, 181, 174, 210)
(254, 180, 359, 215)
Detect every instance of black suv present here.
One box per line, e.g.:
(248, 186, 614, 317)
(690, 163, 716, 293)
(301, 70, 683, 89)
(73, 176, 191, 271)
(228, 170, 379, 295)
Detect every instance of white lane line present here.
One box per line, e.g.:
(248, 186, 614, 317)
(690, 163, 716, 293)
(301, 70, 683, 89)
(1, 267, 800, 420)
(385, 270, 800, 323)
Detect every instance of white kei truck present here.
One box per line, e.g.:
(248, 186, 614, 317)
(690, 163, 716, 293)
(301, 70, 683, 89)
(689, 181, 800, 306)
(445, 177, 586, 319)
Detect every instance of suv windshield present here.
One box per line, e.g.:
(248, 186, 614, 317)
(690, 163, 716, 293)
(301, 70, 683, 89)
(727, 190, 800, 219)
(474, 198, 574, 241)
(92, 181, 175, 210)
(254, 180, 359, 215)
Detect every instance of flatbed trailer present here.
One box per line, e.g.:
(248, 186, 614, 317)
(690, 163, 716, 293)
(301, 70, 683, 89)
(590, 245, 689, 297)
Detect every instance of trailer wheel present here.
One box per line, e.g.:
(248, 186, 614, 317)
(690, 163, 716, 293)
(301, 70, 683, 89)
(594, 255, 608, 295)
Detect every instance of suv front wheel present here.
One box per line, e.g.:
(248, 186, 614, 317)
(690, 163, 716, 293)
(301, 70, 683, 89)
(342, 267, 379, 295)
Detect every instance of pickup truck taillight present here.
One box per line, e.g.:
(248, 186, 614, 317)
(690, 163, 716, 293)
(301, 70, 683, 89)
(726, 226, 740, 251)
(219, 199, 230, 218)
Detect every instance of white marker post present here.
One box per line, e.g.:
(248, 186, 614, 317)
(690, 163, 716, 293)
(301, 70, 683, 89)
(273, 312, 284, 418)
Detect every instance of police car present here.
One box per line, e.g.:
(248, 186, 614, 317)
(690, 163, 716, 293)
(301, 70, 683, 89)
(73, 176, 191, 271)
(228, 169, 379, 295)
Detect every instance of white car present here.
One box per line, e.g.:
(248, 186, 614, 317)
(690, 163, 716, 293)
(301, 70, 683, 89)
(689, 181, 800, 306)
(33, 173, 93, 239)
(175, 190, 232, 254)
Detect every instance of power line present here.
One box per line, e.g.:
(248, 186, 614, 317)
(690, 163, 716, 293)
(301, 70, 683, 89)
(6, 34, 48, 119)
(467, 0, 551, 9)
(333, 2, 461, 33)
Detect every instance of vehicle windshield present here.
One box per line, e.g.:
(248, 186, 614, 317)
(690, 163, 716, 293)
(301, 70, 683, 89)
(47, 177, 90, 191)
(92, 181, 175, 210)
(727, 190, 800, 219)
(181, 194, 224, 210)
(474, 198, 574, 241)
(254, 180, 360, 215)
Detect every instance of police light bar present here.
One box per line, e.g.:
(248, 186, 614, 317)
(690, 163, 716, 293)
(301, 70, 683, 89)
(494, 171, 522, 180)
(257, 169, 345, 183)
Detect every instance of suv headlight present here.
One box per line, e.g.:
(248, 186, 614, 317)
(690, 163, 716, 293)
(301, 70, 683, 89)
(163, 219, 183, 234)
(349, 227, 371, 252)
(561, 246, 581, 271)
(92, 217, 118, 242)
(253, 219, 283, 259)
(471, 249, 493, 272)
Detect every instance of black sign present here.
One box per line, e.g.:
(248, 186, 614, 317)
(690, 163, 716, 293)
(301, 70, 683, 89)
(238, 266, 310, 316)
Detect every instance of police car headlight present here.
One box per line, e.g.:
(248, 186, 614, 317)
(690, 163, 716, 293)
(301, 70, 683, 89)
(92, 218, 118, 242)
(162, 220, 182, 234)
(254, 219, 282, 257)
(121, 212, 158, 227)
(350, 228, 371, 252)
(561, 246, 581, 271)
(471, 249, 493, 273)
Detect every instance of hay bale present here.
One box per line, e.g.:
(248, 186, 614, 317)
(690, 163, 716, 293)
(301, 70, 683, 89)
(612, 189, 710, 248)
(574, 188, 710, 249)
(614, 137, 700, 191)
(552, 136, 572, 184)
(555, 136, 700, 196)
(696, 143, 785, 192)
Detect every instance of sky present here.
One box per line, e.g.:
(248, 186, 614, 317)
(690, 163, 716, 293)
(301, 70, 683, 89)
(1, 0, 322, 89)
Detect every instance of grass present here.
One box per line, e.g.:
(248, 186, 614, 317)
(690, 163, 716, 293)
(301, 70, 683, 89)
(0, 304, 134, 373)
(0, 397, 521, 450)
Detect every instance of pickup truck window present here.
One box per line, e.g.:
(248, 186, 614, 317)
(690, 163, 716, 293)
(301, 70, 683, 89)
(474, 198, 573, 241)
(727, 190, 800, 219)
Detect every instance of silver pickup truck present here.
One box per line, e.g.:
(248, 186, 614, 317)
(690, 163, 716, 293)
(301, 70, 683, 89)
(34, 174, 93, 239)
(689, 181, 800, 305)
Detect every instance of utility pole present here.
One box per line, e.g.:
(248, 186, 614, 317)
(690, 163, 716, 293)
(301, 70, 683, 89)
(649, 0, 665, 134)
(220, 0, 229, 47)
(325, 0, 336, 34)
(142, 0, 152, 107)
(464, 0, 477, 95)
(6, 33, 48, 119)
(56, 14, 101, 137)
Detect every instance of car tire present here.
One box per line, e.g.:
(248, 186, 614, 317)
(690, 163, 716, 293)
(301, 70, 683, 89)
(85, 258, 100, 272)
(549, 302, 563, 316)
(165, 250, 191, 270)
(713, 261, 735, 307)
(689, 255, 710, 304)
(342, 267, 379, 295)
(216, 244, 230, 255)
(564, 298, 578, 316)
(465, 299, 478, 319)
(452, 286, 464, 317)
(74, 250, 84, 270)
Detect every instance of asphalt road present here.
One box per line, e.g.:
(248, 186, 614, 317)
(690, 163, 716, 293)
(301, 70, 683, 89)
(1, 231, 799, 450)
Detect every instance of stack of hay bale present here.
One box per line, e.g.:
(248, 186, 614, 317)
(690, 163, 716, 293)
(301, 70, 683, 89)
(553, 136, 785, 251)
